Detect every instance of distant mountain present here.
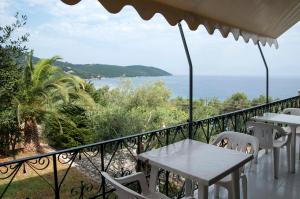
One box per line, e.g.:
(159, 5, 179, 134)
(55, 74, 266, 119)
(32, 56, 172, 79)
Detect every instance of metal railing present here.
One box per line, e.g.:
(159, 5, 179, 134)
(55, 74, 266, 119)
(0, 95, 299, 199)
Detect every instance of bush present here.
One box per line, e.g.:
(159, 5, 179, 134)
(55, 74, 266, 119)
(0, 108, 21, 155)
(222, 92, 250, 113)
(90, 81, 187, 142)
(44, 104, 93, 149)
(91, 105, 145, 141)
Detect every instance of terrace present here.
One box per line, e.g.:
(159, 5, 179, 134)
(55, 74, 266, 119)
(1, 95, 299, 199)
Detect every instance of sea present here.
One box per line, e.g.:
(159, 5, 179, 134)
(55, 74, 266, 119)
(88, 75, 300, 101)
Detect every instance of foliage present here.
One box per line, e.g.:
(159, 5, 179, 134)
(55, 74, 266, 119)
(44, 104, 93, 149)
(171, 97, 222, 120)
(222, 92, 251, 113)
(0, 108, 22, 155)
(15, 51, 94, 151)
(88, 81, 274, 142)
(0, 13, 29, 155)
(193, 98, 222, 119)
(251, 95, 274, 106)
(90, 81, 187, 141)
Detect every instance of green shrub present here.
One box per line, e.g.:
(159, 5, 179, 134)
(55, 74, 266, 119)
(44, 104, 93, 149)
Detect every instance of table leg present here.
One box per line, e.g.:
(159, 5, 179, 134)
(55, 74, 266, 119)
(149, 165, 159, 192)
(185, 179, 194, 197)
(197, 183, 208, 199)
(290, 125, 296, 173)
(232, 170, 240, 199)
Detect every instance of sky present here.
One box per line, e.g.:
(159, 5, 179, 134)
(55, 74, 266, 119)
(1, 0, 300, 76)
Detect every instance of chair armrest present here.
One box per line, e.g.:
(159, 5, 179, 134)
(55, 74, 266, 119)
(273, 125, 292, 145)
(274, 125, 291, 137)
(211, 132, 226, 145)
(117, 186, 148, 199)
(115, 172, 150, 194)
(101, 171, 148, 199)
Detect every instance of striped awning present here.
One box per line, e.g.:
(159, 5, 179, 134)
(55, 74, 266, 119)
(61, 0, 300, 48)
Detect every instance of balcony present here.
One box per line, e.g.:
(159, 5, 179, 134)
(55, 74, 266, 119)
(0, 96, 299, 199)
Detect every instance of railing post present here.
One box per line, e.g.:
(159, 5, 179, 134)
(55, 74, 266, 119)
(52, 154, 60, 199)
(222, 117, 225, 131)
(206, 122, 210, 143)
(137, 136, 142, 172)
(234, 114, 237, 131)
(297, 91, 300, 107)
(100, 144, 106, 199)
(165, 129, 170, 196)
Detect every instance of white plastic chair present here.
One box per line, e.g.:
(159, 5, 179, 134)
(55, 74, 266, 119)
(246, 121, 291, 179)
(212, 131, 259, 199)
(282, 108, 300, 116)
(101, 171, 170, 199)
(282, 108, 300, 159)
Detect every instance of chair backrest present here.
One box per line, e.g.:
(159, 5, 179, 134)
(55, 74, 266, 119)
(101, 172, 147, 199)
(246, 121, 284, 149)
(282, 108, 300, 116)
(212, 131, 259, 160)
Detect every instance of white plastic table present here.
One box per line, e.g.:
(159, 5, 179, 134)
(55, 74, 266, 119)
(138, 139, 253, 199)
(253, 112, 300, 173)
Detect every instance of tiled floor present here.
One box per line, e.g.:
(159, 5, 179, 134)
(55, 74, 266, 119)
(245, 148, 299, 199)
(206, 139, 300, 199)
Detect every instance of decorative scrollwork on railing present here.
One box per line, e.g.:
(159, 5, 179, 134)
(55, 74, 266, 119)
(71, 181, 94, 199)
(0, 163, 21, 180)
(122, 137, 137, 149)
(26, 156, 51, 171)
(58, 151, 77, 164)
(81, 145, 100, 158)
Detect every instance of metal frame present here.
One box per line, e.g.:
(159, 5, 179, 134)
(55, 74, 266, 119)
(177, 23, 272, 140)
(257, 42, 269, 104)
(178, 22, 194, 139)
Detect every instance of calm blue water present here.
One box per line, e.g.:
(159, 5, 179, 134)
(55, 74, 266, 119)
(88, 75, 300, 101)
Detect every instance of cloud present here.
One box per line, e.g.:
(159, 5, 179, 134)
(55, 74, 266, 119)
(0, 0, 16, 25)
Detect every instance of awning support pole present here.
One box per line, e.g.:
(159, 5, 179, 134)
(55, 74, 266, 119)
(257, 43, 269, 104)
(178, 22, 193, 139)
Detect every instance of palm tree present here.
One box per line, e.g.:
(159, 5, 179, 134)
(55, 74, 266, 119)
(16, 51, 94, 152)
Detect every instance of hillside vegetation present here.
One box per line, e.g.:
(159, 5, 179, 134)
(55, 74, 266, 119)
(31, 56, 172, 79)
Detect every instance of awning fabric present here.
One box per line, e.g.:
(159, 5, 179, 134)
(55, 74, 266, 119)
(61, 0, 300, 48)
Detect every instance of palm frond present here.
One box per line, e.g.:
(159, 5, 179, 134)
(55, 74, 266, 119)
(48, 83, 70, 103)
(69, 90, 95, 108)
(32, 56, 62, 87)
(23, 51, 34, 89)
(71, 75, 86, 90)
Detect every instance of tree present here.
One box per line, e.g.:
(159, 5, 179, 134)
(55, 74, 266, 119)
(222, 92, 250, 113)
(44, 104, 93, 149)
(0, 13, 29, 155)
(15, 51, 94, 151)
(91, 81, 187, 141)
(193, 98, 222, 120)
(251, 95, 274, 106)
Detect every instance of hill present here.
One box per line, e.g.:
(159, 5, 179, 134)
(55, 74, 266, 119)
(32, 56, 172, 79)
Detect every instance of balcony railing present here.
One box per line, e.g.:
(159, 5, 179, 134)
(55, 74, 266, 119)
(1, 95, 299, 199)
